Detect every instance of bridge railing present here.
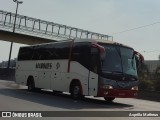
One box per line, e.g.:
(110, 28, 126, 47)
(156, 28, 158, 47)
(0, 10, 113, 41)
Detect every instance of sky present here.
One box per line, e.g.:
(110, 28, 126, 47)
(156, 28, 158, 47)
(0, 0, 160, 62)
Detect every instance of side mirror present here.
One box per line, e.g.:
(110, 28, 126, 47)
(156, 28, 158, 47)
(134, 51, 144, 68)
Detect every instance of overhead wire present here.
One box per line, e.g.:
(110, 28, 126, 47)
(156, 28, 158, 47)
(110, 21, 160, 35)
(140, 50, 160, 53)
(109, 21, 160, 55)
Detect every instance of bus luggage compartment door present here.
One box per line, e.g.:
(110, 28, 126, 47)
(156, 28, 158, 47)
(51, 72, 62, 91)
(37, 71, 51, 89)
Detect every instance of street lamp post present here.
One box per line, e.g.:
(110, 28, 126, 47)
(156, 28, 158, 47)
(7, 0, 23, 69)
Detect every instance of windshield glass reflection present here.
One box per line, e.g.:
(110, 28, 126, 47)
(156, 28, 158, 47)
(100, 44, 137, 77)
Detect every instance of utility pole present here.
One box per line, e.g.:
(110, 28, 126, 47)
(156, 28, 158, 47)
(7, 0, 23, 69)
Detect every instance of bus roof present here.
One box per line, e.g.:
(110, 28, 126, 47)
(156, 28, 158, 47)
(21, 39, 133, 50)
(74, 39, 133, 49)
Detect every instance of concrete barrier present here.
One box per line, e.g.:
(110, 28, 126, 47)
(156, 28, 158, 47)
(0, 68, 15, 81)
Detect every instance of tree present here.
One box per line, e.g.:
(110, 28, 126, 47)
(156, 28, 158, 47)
(138, 63, 154, 90)
(137, 63, 149, 80)
(154, 66, 160, 91)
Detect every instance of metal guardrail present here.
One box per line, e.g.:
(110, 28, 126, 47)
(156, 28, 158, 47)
(0, 10, 113, 41)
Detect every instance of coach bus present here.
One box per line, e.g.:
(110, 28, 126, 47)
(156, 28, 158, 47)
(15, 39, 144, 102)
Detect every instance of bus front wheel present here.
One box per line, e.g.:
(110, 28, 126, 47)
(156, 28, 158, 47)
(104, 97, 115, 102)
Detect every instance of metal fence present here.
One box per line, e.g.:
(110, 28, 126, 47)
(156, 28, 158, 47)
(0, 10, 113, 41)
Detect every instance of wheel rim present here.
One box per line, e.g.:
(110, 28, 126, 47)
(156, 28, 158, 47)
(28, 83, 32, 90)
(73, 86, 80, 97)
(28, 81, 34, 91)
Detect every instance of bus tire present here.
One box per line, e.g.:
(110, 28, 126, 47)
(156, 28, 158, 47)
(71, 83, 81, 99)
(104, 97, 115, 102)
(27, 77, 35, 91)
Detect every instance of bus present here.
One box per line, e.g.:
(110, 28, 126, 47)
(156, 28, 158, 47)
(15, 39, 144, 102)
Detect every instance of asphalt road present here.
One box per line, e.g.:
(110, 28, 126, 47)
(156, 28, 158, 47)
(0, 80, 159, 120)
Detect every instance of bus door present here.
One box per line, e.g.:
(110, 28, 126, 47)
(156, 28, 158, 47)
(88, 47, 99, 96)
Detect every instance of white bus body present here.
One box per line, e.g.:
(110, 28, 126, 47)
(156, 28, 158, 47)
(16, 39, 143, 101)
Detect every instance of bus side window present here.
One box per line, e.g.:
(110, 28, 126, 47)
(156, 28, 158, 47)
(72, 43, 90, 69)
(18, 47, 33, 61)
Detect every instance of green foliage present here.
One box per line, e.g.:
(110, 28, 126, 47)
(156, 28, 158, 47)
(138, 79, 155, 91)
(137, 62, 160, 91)
(137, 63, 149, 80)
(154, 66, 160, 91)
(138, 63, 155, 90)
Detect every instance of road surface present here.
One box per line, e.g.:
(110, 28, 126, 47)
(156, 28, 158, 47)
(0, 80, 159, 120)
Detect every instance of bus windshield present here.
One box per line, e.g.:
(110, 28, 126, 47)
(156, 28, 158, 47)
(100, 44, 137, 77)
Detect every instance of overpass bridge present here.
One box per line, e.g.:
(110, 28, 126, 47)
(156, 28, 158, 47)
(0, 10, 113, 45)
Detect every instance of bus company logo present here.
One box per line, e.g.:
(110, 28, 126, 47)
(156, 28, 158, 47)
(2, 112, 11, 117)
(118, 81, 129, 88)
(56, 62, 60, 69)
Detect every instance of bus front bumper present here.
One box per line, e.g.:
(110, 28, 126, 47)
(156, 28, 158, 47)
(97, 89, 138, 98)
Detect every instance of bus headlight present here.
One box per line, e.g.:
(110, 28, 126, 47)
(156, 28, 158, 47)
(131, 86, 138, 90)
(103, 85, 113, 89)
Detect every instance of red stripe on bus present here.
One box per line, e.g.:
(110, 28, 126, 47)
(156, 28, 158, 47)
(97, 87, 137, 98)
(67, 40, 74, 72)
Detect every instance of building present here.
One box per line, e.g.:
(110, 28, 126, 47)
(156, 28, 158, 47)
(144, 60, 160, 73)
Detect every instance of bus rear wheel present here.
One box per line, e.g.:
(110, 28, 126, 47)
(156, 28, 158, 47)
(27, 79, 35, 91)
(104, 97, 115, 102)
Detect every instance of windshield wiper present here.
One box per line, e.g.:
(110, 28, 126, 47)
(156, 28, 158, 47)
(103, 71, 123, 75)
(112, 71, 123, 74)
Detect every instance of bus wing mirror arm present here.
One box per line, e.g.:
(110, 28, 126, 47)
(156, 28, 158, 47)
(134, 51, 144, 67)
